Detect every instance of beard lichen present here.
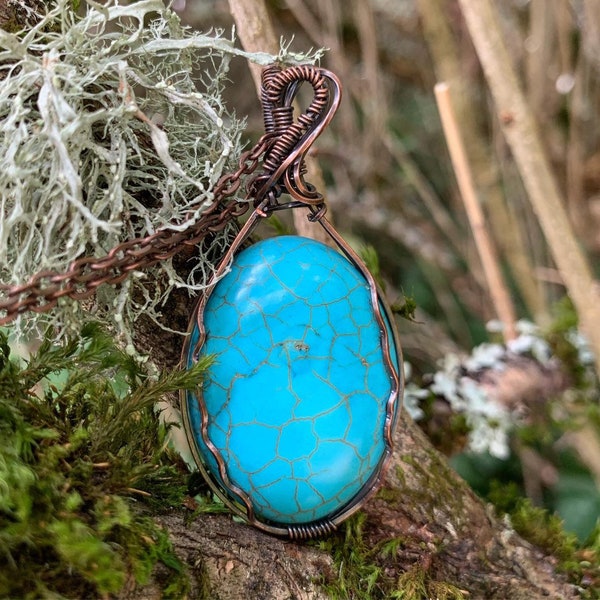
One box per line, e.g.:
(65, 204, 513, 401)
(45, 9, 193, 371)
(0, 0, 322, 347)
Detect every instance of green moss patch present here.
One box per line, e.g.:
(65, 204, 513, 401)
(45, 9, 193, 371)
(0, 324, 211, 598)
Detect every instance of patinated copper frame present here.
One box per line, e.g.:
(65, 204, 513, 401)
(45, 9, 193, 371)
(180, 66, 404, 539)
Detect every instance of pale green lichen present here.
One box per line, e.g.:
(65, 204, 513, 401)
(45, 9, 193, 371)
(0, 0, 323, 345)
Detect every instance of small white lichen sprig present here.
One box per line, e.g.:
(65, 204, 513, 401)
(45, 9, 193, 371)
(429, 350, 513, 459)
(0, 0, 323, 346)
(403, 342, 514, 458)
(405, 320, 583, 459)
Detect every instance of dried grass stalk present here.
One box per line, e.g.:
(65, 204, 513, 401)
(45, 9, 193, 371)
(435, 82, 517, 342)
(417, 0, 547, 323)
(457, 0, 600, 376)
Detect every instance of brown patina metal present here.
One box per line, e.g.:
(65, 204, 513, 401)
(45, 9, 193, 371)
(180, 67, 403, 539)
(0, 65, 341, 325)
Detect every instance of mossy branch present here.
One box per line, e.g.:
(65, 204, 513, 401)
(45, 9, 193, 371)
(0, 324, 211, 598)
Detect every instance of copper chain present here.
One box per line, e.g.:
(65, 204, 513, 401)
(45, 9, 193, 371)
(0, 135, 272, 325)
(0, 65, 340, 325)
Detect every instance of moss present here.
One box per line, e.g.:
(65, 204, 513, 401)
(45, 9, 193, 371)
(511, 502, 577, 563)
(317, 513, 387, 600)
(391, 295, 419, 323)
(488, 482, 600, 597)
(399, 450, 466, 523)
(392, 566, 467, 599)
(516, 510, 599, 595)
(317, 513, 466, 600)
(359, 244, 385, 291)
(393, 568, 429, 599)
(0, 324, 212, 598)
(396, 464, 407, 486)
(377, 485, 404, 505)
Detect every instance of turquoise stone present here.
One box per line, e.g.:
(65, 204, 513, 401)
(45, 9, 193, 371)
(185, 235, 399, 525)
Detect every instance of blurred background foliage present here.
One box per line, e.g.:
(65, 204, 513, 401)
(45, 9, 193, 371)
(174, 0, 600, 546)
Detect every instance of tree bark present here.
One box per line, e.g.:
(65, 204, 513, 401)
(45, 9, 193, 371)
(0, 0, 44, 31)
(126, 412, 577, 599)
(128, 304, 579, 599)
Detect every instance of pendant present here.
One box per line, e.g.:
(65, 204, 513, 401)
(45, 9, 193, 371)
(180, 66, 403, 539)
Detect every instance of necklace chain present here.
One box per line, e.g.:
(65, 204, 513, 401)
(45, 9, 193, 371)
(0, 135, 271, 324)
(0, 65, 341, 325)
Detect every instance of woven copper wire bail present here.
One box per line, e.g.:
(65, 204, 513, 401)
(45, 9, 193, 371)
(253, 65, 341, 209)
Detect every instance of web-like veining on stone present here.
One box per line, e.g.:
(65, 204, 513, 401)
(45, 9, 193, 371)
(189, 237, 396, 524)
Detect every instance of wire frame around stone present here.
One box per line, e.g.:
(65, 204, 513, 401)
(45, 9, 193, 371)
(180, 66, 404, 539)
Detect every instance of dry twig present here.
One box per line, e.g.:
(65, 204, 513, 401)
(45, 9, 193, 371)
(458, 0, 600, 376)
(434, 82, 517, 341)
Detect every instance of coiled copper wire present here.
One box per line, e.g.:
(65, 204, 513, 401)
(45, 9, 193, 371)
(260, 65, 330, 178)
(249, 65, 341, 208)
(287, 519, 337, 540)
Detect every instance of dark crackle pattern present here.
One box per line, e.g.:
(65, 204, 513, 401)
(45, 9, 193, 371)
(186, 236, 398, 525)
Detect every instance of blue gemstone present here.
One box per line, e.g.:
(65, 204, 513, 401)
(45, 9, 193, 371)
(185, 235, 400, 525)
